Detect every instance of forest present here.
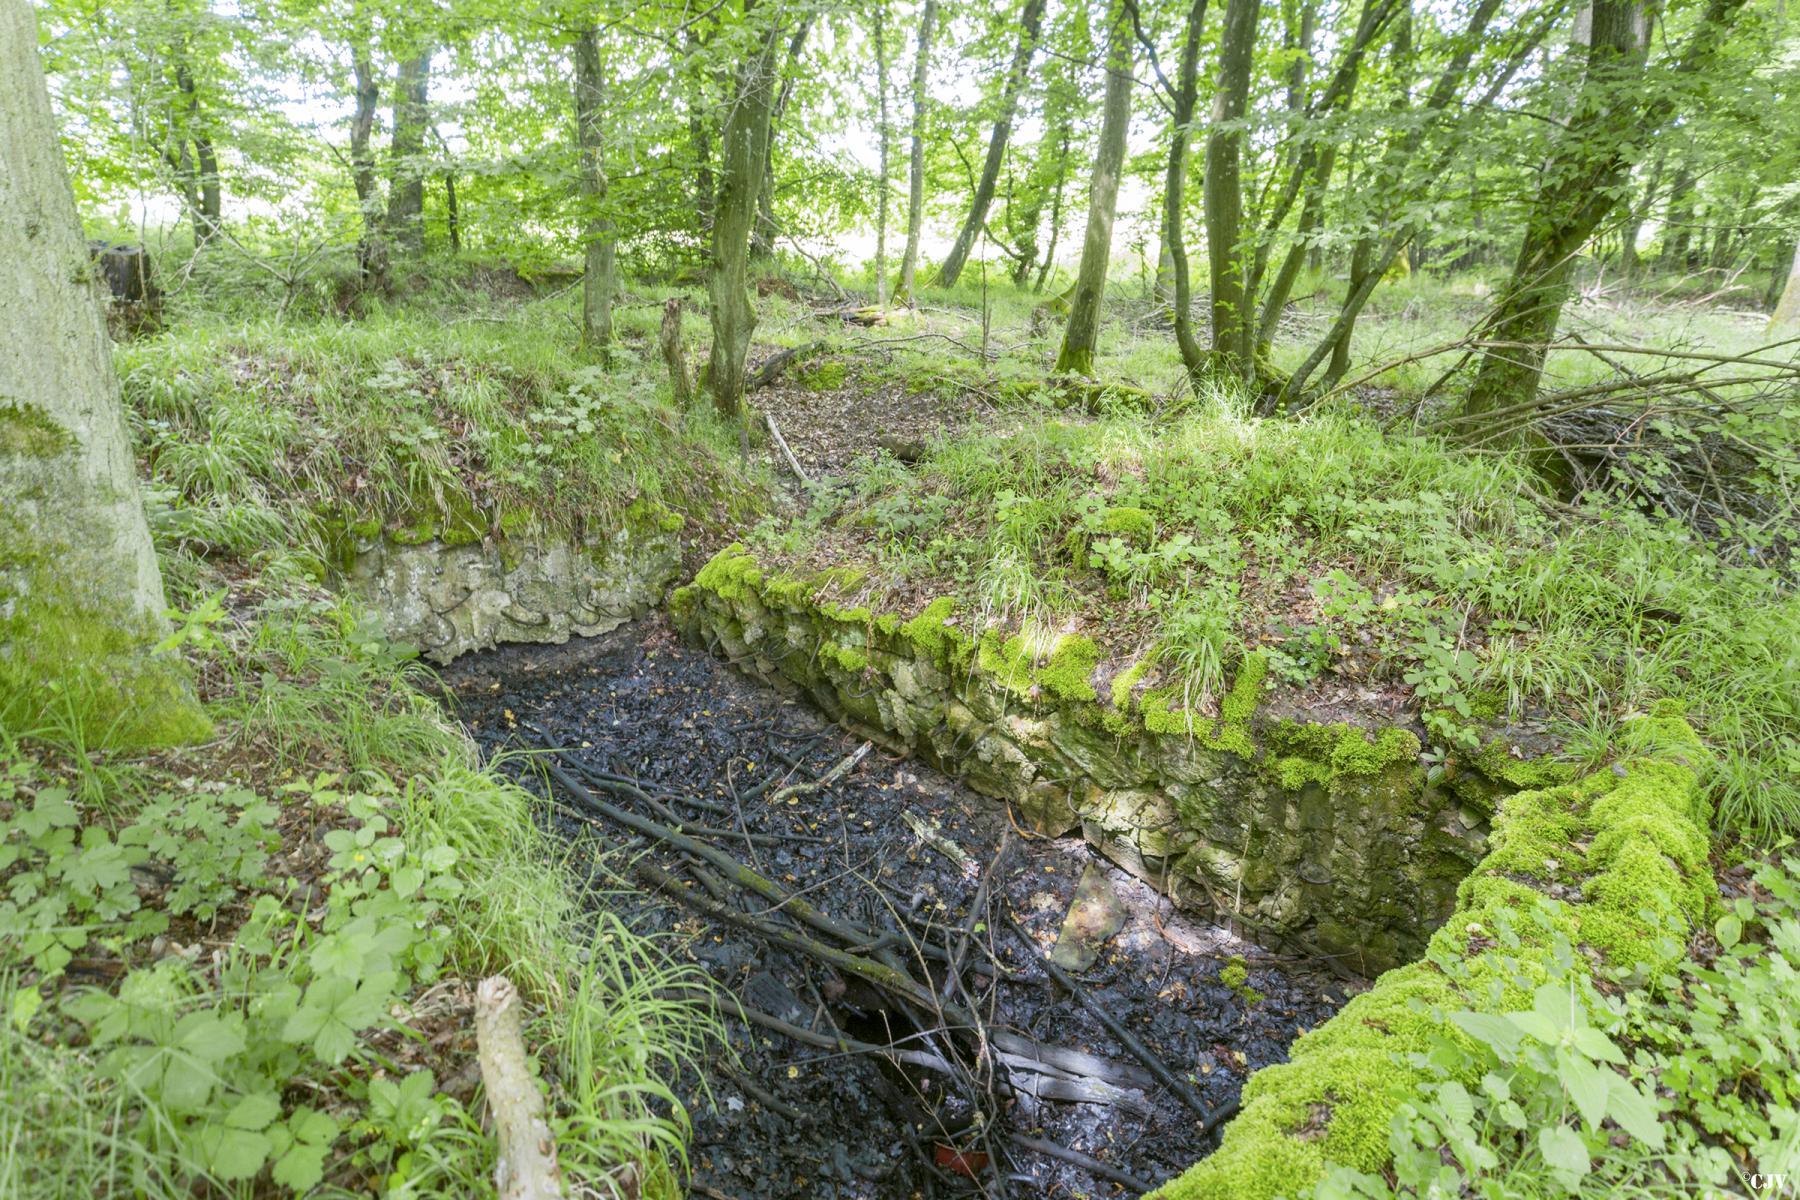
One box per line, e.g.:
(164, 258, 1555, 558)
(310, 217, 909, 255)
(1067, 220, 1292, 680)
(2, 0, 1799, 1195)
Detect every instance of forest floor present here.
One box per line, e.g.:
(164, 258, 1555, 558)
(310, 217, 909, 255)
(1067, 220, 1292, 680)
(5, 260, 1797, 1199)
(446, 618, 1352, 1199)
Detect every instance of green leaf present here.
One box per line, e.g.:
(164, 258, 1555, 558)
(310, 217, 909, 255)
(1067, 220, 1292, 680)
(271, 1143, 328, 1192)
(1558, 1049, 1610, 1131)
(1606, 1076, 1666, 1149)
(1715, 913, 1742, 950)
(226, 1091, 281, 1131)
(1538, 1125, 1591, 1181)
(191, 1122, 272, 1181)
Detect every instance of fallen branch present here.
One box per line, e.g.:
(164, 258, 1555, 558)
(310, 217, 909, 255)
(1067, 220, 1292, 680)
(747, 340, 825, 391)
(765, 412, 813, 486)
(1010, 1134, 1155, 1193)
(474, 976, 566, 1200)
(769, 741, 871, 805)
(1005, 914, 1223, 1133)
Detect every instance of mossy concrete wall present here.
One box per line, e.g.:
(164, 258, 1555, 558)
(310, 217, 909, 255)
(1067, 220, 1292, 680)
(341, 510, 682, 664)
(672, 546, 1532, 974)
(1149, 704, 1714, 1199)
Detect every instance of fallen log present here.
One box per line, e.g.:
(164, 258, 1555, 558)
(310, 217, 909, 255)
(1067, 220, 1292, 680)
(474, 975, 566, 1200)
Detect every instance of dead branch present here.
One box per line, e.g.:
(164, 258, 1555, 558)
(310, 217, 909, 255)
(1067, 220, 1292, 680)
(474, 976, 566, 1200)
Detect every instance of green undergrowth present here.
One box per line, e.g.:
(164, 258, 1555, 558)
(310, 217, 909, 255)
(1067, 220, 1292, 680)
(1152, 705, 1740, 1200)
(1, 548, 717, 1197)
(117, 305, 765, 576)
(750, 395, 1798, 837)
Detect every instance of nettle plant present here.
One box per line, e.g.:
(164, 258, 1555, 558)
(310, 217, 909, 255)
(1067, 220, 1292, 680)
(2, 762, 464, 1193)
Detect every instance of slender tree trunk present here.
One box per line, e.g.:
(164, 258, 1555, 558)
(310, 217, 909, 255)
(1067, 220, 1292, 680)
(1033, 127, 1070, 293)
(349, 38, 389, 289)
(386, 49, 431, 255)
(1664, 166, 1696, 268)
(1202, 0, 1261, 370)
(1463, 0, 1745, 432)
(874, 7, 891, 310)
(1162, 0, 1210, 382)
(1054, 0, 1134, 376)
(444, 171, 460, 252)
(1765, 236, 1800, 329)
(932, 0, 1048, 288)
(1619, 148, 1664, 279)
(752, 19, 814, 259)
(707, 22, 783, 428)
(896, 0, 938, 304)
(574, 28, 615, 351)
(1251, 0, 1395, 364)
(1280, 0, 1515, 402)
(1, 0, 205, 746)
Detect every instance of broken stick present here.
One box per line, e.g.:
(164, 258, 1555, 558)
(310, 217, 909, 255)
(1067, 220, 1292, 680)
(474, 975, 566, 1200)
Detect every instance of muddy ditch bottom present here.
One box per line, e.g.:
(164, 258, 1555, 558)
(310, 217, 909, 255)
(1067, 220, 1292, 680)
(445, 617, 1359, 1199)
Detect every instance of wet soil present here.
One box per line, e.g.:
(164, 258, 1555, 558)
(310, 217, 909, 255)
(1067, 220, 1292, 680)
(446, 619, 1358, 1199)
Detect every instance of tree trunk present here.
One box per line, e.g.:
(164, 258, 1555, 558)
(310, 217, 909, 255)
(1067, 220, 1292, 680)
(349, 39, 388, 289)
(932, 0, 1048, 289)
(874, 6, 891, 310)
(1769, 236, 1800, 330)
(1279, 0, 1516, 403)
(896, 0, 938, 304)
(1664, 166, 1695, 268)
(0, 0, 205, 748)
(574, 27, 615, 351)
(1033, 127, 1070, 293)
(752, 19, 814, 259)
(444, 170, 460, 253)
(1462, 0, 1745, 433)
(1160, 0, 1211, 383)
(707, 22, 783, 428)
(1053, 0, 1133, 376)
(1202, 0, 1261, 369)
(1619, 149, 1664, 279)
(386, 48, 431, 255)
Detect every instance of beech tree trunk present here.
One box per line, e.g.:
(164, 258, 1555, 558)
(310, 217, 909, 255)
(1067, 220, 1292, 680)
(0, 0, 201, 746)
(932, 0, 1047, 289)
(386, 49, 431, 255)
(1054, 0, 1133, 376)
(896, 0, 938, 305)
(574, 28, 615, 351)
(707, 22, 783, 427)
(1202, 0, 1261, 369)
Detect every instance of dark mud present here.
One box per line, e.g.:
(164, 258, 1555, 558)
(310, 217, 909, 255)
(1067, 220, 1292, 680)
(446, 619, 1358, 1199)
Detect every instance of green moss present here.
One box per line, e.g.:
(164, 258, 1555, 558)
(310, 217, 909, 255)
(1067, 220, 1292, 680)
(898, 597, 968, 666)
(1097, 505, 1156, 545)
(623, 497, 686, 534)
(693, 544, 764, 602)
(1138, 652, 1266, 752)
(1469, 737, 1576, 791)
(0, 525, 212, 751)
(819, 640, 869, 673)
(0, 401, 76, 458)
(389, 481, 488, 547)
(1037, 635, 1100, 702)
(1151, 714, 1714, 1200)
(798, 360, 848, 390)
(977, 630, 1037, 697)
